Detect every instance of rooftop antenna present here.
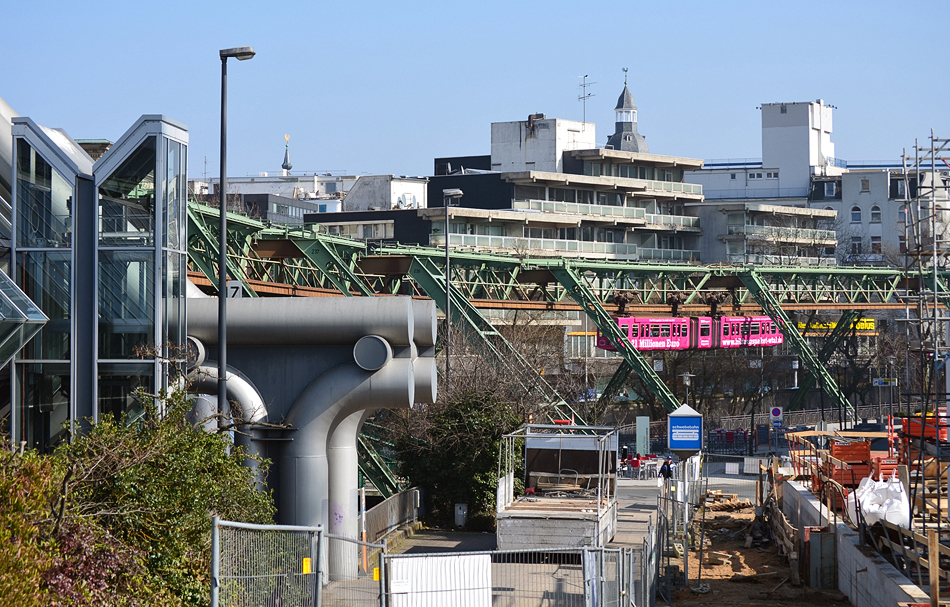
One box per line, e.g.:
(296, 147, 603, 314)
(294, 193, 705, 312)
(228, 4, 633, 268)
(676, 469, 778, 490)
(578, 74, 596, 123)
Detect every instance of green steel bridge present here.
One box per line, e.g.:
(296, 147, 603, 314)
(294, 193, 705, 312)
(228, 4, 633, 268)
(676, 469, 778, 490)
(188, 201, 944, 494)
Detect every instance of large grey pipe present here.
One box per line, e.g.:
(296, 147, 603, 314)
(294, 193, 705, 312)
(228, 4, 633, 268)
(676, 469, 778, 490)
(187, 363, 268, 486)
(187, 297, 415, 346)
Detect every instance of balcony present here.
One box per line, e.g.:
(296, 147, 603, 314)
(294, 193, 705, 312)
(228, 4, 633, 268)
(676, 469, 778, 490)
(512, 199, 646, 220)
(639, 248, 701, 262)
(726, 224, 837, 242)
(645, 214, 701, 229)
(703, 187, 809, 200)
(727, 253, 836, 267)
(430, 233, 639, 259)
(643, 180, 703, 195)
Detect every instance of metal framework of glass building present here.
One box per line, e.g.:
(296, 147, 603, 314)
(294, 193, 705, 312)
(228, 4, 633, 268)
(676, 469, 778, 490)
(10, 115, 187, 451)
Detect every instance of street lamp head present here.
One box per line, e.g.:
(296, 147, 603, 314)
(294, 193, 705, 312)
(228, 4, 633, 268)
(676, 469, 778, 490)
(220, 46, 256, 61)
(442, 188, 464, 199)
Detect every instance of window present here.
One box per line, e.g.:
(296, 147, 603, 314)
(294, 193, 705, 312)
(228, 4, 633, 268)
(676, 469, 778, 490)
(870, 206, 881, 223)
(871, 236, 882, 254)
(651, 325, 660, 338)
(722, 324, 729, 337)
(751, 323, 760, 335)
(897, 180, 906, 197)
(824, 182, 836, 197)
(741, 323, 750, 336)
(766, 172, 779, 179)
(851, 206, 862, 223)
(861, 178, 871, 192)
(660, 324, 670, 338)
(780, 104, 787, 114)
(899, 235, 906, 254)
(683, 325, 689, 337)
(730, 173, 737, 180)
(631, 325, 639, 338)
(851, 237, 862, 255)
(898, 205, 906, 223)
(663, 170, 673, 181)
(749, 172, 763, 180)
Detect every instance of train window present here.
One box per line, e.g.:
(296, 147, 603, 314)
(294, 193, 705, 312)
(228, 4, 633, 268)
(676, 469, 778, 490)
(741, 324, 750, 335)
(733, 325, 739, 336)
(672, 325, 680, 337)
(722, 324, 729, 336)
(660, 324, 670, 338)
(751, 323, 760, 335)
(651, 325, 660, 337)
(682, 324, 689, 336)
(631, 325, 639, 338)
(699, 325, 709, 337)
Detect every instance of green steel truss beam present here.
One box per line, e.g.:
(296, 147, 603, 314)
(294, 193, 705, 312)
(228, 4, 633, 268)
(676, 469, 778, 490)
(357, 433, 401, 498)
(406, 255, 585, 423)
(787, 308, 864, 411)
(548, 263, 682, 413)
(739, 270, 853, 413)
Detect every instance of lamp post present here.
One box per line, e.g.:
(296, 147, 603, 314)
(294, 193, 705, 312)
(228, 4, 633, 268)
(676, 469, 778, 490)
(442, 188, 463, 396)
(218, 46, 255, 423)
(678, 373, 695, 407)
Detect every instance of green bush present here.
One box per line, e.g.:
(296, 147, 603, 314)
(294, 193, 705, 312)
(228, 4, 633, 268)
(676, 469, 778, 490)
(0, 389, 275, 606)
(396, 390, 521, 529)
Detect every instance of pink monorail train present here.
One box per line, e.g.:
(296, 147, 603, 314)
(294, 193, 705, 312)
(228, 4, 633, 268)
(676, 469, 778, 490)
(595, 316, 784, 351)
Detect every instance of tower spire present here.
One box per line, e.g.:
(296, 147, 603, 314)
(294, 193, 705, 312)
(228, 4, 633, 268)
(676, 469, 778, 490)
(281, 134, 293, 174)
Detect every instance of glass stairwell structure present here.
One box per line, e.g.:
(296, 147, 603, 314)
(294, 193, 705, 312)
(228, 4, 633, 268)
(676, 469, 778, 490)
(10, 115, 187, 451)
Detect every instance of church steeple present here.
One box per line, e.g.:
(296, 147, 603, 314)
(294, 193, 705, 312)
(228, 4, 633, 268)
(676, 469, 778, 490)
(281, 134, 293, 175)
(605, 70, 648, 153)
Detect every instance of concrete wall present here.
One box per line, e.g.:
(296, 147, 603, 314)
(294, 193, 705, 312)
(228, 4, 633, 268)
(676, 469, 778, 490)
(782, 480, 929, 607)
(490, 118, 595, 174)
(343, 175, 428, 211)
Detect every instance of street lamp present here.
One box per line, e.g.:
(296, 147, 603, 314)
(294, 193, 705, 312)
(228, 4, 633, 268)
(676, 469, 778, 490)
(678, 373, 695, 407)
(218, 46, 255, 423)
(442, 188, 463, 396)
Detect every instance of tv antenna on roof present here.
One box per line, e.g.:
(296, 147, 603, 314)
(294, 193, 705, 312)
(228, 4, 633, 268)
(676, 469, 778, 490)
(578, 74, 596, 123)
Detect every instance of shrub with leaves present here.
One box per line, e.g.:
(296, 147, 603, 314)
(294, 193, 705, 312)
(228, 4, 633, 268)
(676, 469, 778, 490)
(395, 389, 522, 529)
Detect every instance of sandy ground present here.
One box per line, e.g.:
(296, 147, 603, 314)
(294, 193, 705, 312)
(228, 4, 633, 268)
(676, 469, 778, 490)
(670, 507, 852, 606)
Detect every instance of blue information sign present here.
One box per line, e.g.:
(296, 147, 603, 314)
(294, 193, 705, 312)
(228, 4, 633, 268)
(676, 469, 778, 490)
(667, 404, 703, 458)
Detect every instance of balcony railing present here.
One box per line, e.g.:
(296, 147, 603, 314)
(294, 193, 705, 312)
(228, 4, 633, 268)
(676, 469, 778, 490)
(726, 224, 837, 241)
(430, 233, 639, 259)
(512, 199, 646, 220)
(643, 180, 703, 195)
(639, 248, 701, 262)
(645, 214, 701, 228)
(727, 253, 837, 267)
(703, 187, 809, 200)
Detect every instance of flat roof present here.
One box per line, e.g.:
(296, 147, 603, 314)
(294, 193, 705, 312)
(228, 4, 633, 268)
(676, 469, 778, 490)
(571, 148, 704, 169)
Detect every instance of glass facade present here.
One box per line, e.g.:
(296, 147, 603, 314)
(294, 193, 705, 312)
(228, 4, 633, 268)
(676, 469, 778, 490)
(11, 116, 187, 450)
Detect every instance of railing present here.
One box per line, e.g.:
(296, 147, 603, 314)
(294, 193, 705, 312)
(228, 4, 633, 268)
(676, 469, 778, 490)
(703, 187, 810, 200)
(645, 213, 700, 228)
(708, 403, 895, 431)
(726, 253, 836, 267)
(512, 198, 646, 220)
(639, 247, 701, 262)
(702, 157, 763, 169)
(357, 487, 421, 544)
(643, 180, 703, 195)
(430, 233, 640, 258)
(726, 224, 837, 241)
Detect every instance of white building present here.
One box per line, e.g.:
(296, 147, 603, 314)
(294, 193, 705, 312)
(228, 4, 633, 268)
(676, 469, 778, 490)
(340, 175, 428, 212)
(490, 115, 597, 173)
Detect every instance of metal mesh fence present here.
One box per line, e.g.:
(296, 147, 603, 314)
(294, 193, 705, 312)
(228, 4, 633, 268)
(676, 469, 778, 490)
(383, 547, 632, 606)
(212, 518, 320, 607)
(322, 534, 386, 607)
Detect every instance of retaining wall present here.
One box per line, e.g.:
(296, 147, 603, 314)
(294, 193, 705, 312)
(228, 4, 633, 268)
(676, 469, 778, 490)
(782, 480, 929, 607)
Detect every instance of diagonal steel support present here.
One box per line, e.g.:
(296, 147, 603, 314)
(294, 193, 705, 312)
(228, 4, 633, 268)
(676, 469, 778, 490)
(548, 264, 682, 413)
(293, 239, 374, 296)
(739, 270, 853, 413)
(357, 434, 401, 498)
(787, 308, 863, 410)
(408, 256, 584, 423)
(599, 361, 633, 408)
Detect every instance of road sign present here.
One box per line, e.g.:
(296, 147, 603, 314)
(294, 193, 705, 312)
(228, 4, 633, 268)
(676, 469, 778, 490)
(226, 280, 243, 298)
(770, 406, 783, 429)
(668, 404, 703, 459)
(873, 378, 897, 387)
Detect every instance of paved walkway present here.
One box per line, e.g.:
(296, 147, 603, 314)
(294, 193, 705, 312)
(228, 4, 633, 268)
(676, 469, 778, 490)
(390, 478, 661, 553)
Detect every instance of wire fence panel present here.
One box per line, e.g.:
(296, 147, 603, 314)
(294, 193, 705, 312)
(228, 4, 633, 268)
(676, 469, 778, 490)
(212, 518, 321, 607)
(384, 547, 629, 607)
(322, 534, 386, 607)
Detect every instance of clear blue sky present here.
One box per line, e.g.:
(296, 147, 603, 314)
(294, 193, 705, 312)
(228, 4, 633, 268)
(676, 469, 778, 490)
(3, 1, 947, 179)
